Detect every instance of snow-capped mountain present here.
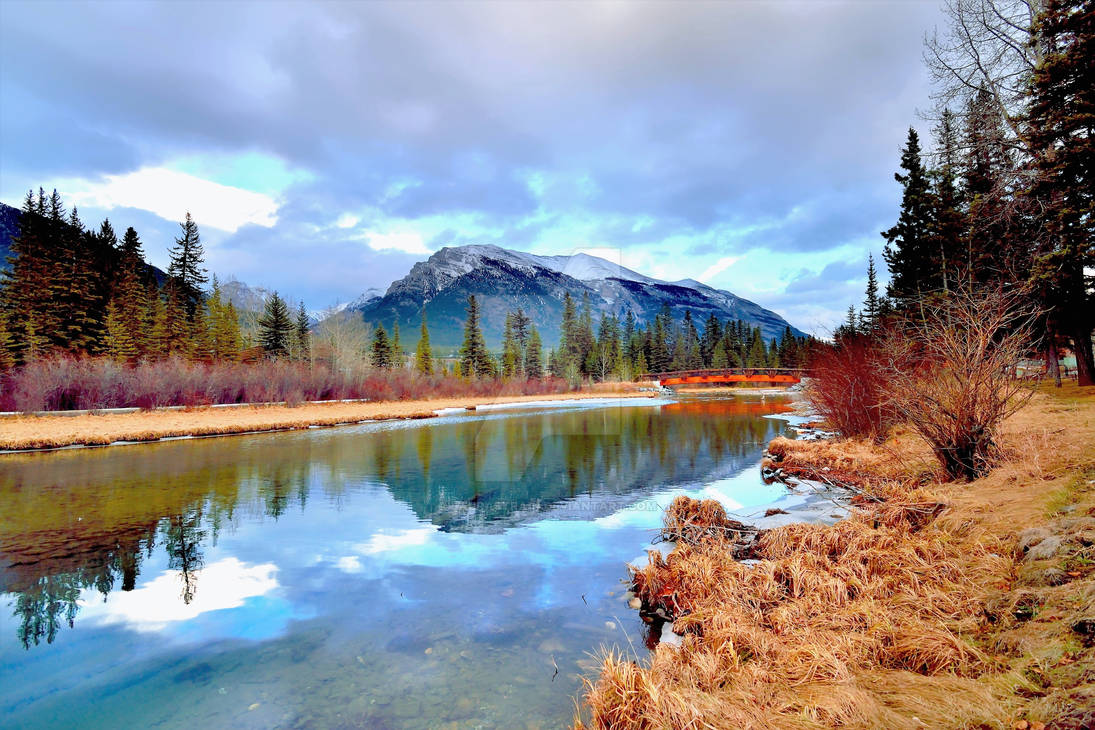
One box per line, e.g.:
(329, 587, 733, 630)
(351, 244, 803, 350)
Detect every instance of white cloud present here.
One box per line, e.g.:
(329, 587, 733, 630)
(334, 212, 360, 229)
(79, 558, 278, 632)
(336, 555, 363, 573)
(62, 167, 279, 233)
(364, 230, 430, 255)
(355, 527, 435, 555)
(699, 256, 740, 284)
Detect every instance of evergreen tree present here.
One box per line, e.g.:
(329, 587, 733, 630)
(145, 285, 169, 360)
(459, 295, 493, 377)
(167, 212, 208, 319)
(700, 313, 723, 368)
(415, 310, 433, 375)
(882, 128, 939, 305)
(391, 322, 403, 368)
(258, 292, 293, 358)
(862, 253, 881, 332)
(501, 311, 521, 377)
(294, 302, 311, 362)
(746, 329, 768, 367)
(525, 326, 543, 379)
(207, 279, 242, 360)
(962, 88, 1015, 284)
(1027, 0, 1095, 385)
(371, 325, 393, 369)
(103, 299, 138, 362)
(0, 312, 14, 370)
(929, 108, 965, 293)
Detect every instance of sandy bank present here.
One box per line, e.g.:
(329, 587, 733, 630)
(0, 389, 656, 452)
(578, 385, 1095, 730)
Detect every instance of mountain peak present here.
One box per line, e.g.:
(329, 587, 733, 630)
(348, 243, 803, 349)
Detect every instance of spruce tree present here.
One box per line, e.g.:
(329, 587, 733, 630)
(882, 127, 938, 305)
(459, 295, 493, 377)
(103, 299, 138, 362)
(0, 312, 14, 370)
(1027, 0, 1095, 385)
(525, 326, 543, 379)
(501, 311, 522, 378)
(167, 212, 208, 319)
(415, 310, 433, 374)
(746, 329, 768, 367)
(930, 109, 965, 293)
(258, 292, 293, 358)
(863, 253, 881, 332)
(391, 322, 403, 368)
(371, 325, 392, 369)
(145, 285, 169, 360)
(294, 301, 311, 362)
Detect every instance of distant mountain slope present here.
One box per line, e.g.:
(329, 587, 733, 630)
(0, 203, 20, 271)
(0, 201, 168, 285)
(353, 244, 803, 350)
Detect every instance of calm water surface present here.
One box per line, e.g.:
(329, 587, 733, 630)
(1, 396, 795, 729)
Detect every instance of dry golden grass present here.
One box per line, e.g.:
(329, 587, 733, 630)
(577, 385, 1095, 730)
(0, 388, 653, 450)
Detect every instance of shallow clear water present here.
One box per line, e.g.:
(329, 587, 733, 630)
(1, 396, 794, 729)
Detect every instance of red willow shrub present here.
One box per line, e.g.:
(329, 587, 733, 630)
(0, 355, 574, 412)
(806, 335, 897, 442)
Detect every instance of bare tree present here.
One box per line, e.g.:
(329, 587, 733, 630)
(924, 0, 1042, 145)
(879, 286, 1037, 480)
(313, 307, 372, 376)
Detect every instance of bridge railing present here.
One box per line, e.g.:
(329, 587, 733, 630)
(641, 368, 806, 380)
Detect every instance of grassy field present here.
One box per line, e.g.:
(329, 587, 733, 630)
(0, 386, 654, 451)
(577, 384, 1095, 729)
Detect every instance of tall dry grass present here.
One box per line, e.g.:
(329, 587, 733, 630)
(578, 490, 1021, 730)
(0, 355, 573, 412)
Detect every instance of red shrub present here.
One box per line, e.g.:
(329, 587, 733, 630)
(806, 336, 896, 441)
(0, 355, 576, 412)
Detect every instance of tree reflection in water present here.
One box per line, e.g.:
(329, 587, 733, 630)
(1, 396, 791, 647)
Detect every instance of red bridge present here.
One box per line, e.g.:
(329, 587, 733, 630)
(645, 368, 805, 387)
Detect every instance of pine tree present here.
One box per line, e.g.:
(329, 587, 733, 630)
(103, 299, 138, 362)
(391, 322, 403, 368)
(501, 312, 521, 378)
(882, 127, 939, 305)
(145, 285, 169, 360)
(207, 279, 242, 360)
(525, 326, 543, 379)
(258, 292, 293, 358)
(371, 325, 392, 369)
(930, 108, 965, 293)
(294, 302, 311, 362)
(459, 295, 493, 377)
(163, 283, 190, 356)
(0, 312, 14, 370)
(863, 253, 881, 332)
(962, 88, 1015, 284)
(415, 310, 433, 374)
(746, 329, 768, 367)
(167, 212, 208, 319)
(1027, 0, 1095, 385)
(559, 292, 578, 373)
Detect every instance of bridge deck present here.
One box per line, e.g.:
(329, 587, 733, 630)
(646, 368, 804, 386)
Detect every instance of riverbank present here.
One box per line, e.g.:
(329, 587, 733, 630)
(577, 384, 1095, 729)
(0, 387, 656, 451)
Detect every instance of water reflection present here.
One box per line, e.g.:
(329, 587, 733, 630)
(0, 396, 792, 729)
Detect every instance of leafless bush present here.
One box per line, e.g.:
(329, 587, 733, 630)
(879, 287, 1037, 481)
(807, 336, 897, 441)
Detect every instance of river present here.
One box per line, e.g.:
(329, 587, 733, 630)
(1, 395, 800, 729)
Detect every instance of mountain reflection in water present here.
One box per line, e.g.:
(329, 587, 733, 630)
(0, 396, 793, 729)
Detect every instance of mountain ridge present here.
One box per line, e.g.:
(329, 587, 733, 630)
(353, 244, 803, 350)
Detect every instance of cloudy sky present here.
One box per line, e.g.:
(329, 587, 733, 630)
(0, 0, 944, 334)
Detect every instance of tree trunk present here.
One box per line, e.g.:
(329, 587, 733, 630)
(1046, 331, 1061, 387)
(1073, 323, 1095, 387)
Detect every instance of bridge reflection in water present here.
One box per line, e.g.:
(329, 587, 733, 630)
(647, 368, 804, 387)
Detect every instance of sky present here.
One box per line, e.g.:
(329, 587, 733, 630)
(0, 0, 945, 335)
